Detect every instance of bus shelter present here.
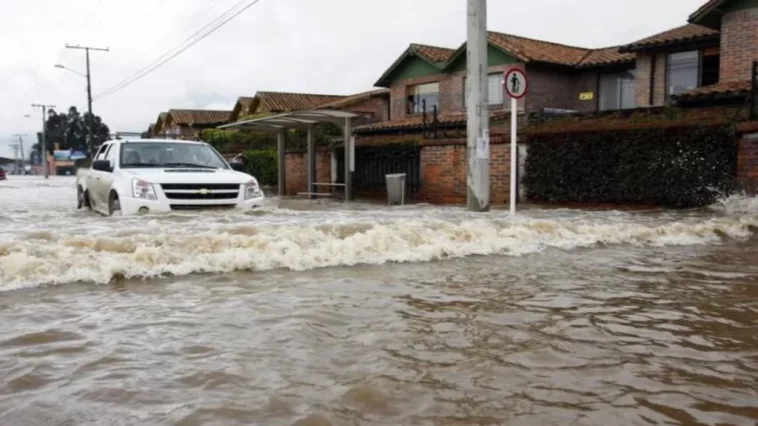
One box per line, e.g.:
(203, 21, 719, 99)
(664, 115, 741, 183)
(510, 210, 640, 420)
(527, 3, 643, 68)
(218, 109, 367, 201)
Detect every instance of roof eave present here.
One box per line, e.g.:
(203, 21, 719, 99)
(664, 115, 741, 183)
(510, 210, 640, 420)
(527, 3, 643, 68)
(673, 90, 750, 102)
(688, 0, 729, 29)
(618, 33, 721, 53)
(442, 40, 530, 72)
(374, 46, 447, 88)
(575, 58, 636, 69)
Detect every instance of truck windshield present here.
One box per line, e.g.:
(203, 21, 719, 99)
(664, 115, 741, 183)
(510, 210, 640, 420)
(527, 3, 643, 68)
(120, 143, 229, 169)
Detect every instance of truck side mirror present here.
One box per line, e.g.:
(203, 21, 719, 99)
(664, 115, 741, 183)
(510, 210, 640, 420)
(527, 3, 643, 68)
(92, 159, 112, 172)
(229, 161, 245, 172)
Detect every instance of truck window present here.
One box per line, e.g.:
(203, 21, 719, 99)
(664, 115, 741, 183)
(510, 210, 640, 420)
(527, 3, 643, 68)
(95, 144, 111, 161)
(104, 144, 117, 162)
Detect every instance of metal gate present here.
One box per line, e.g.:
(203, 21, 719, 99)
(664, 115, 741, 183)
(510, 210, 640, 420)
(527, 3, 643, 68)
(335, 144, 421, 194)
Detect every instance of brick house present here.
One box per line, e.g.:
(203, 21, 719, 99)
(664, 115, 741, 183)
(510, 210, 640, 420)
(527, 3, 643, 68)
(227, 91, 348, 123)
(152, 109, 232, 140)
(354, 32, 635, 138)
(315, 89, 390, 122)
(620, 0, 758, 107)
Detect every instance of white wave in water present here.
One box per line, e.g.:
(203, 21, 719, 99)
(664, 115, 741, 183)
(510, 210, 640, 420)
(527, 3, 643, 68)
(1, 206, 757, 290)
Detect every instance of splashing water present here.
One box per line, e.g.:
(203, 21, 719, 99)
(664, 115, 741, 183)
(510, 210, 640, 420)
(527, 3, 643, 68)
(1, 176, 757, 290)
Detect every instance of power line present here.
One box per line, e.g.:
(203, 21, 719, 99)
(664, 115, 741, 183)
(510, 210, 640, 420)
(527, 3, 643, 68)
(93, 0, 261, 101)
(114, 0, 230, 76)
(93, 0, 262, 102)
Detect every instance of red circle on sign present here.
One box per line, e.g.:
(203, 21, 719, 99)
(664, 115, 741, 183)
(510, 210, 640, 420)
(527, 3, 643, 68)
(504, 68, 528, 99)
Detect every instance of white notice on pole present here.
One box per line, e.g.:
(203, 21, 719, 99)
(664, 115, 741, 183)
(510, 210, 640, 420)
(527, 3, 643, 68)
(350, 136, 355, 172)
(477, 130, 490, 159)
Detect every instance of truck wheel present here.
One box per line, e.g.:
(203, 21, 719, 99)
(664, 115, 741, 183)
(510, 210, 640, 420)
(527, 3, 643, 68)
(77, 186, 91, 209)
(108, 191, 121, 216)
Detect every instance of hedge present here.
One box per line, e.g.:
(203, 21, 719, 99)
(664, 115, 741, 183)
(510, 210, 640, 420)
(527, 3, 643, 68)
(523, 124, 738, 208)
(242, 150, 277, 186)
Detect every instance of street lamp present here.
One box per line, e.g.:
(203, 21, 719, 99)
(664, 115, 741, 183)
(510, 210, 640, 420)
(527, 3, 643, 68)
(54, 61, 94, 160)
(56, 44, 109, 160)
(54, 64, 87, 78)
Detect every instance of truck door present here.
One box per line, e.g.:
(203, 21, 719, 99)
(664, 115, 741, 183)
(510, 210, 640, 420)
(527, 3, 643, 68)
(90, 143, 112, 208)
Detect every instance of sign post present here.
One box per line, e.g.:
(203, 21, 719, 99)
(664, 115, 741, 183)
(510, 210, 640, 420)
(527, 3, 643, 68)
(504, 68, 528, 215)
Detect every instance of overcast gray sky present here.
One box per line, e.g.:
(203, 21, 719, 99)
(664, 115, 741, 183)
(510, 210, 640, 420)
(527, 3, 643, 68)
(0, 0, 705, 159)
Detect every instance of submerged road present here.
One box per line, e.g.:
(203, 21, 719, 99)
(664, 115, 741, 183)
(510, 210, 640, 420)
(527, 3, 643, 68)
(1, 176, 757, 425)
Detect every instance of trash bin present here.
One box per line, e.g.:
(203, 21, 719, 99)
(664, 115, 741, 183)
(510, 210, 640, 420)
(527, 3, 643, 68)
(385, 173, 406, 205)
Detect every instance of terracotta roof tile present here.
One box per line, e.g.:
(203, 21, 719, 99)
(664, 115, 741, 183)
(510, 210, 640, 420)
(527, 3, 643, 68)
(355, 111, 510, 133)
(689, 0, 727, 24)
(577, 46, 635, 68)
(672, 80, 752, 100)
(488, 31, 589, 66)
(256, 91, 346, 112)
(237, 96, 256, 110)
(619, 24, 719, 52)
(411, 43, 457, 64)
(317, 89, 389, 109)
(167, 109, 232, 126)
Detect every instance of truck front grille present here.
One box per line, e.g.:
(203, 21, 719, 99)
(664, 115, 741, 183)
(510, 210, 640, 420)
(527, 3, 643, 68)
(169, 204, 236, 211)
(160, 183, 240, 200)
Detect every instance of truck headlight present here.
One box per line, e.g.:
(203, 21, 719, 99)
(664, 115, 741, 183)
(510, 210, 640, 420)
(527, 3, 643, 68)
(132, 179, 157, 200)
(244, 178, 262, 199)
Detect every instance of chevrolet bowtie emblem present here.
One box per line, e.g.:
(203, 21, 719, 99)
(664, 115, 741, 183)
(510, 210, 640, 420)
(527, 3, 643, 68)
(198, 188, 209, 194)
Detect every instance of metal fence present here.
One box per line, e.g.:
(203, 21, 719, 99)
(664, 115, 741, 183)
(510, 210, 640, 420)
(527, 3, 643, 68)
(335, 144, 421, 194)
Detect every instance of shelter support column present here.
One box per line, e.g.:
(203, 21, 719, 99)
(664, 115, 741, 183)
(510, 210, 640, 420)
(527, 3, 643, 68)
(307, 124, 316, 199)
(277, 129, 286, 197)
(344, 117, 353, 201)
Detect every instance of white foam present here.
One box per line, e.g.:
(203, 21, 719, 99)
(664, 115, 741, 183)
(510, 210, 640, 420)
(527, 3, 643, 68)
(1, 211, 757, 291)
(2, 175, 758, 291)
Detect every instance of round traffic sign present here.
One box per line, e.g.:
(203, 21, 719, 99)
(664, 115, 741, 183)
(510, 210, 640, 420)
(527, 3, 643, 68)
(504, 69, 528, 99)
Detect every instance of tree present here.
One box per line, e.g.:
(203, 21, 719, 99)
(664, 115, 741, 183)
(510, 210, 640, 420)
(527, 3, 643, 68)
(31, 106, 110, 158)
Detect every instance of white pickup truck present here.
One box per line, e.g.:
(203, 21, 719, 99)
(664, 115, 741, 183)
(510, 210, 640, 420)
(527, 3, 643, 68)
(76, 138, 264, 216)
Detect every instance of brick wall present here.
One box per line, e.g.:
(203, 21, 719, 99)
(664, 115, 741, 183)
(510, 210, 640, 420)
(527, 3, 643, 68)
(634, 53, 667, 107)
(355, 133, 423, 146)
(283, 150, 332, 195)
(446, 64, 527, 113)
(337, 97, 390, 122)
(389, 63, 600, 122)
(390, 75, 446, 121)
(720, 7, 758, 82)
(524, 65, 582, 113)
(420, 138, 511, 204)
(574, 71, 598, 112)
(737, 133, 758, 194)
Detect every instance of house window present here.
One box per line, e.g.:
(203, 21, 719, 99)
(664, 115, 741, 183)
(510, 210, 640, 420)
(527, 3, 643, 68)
(666, 51, 699, 96)
(701, 52, 720, 86)
(463, 72, 505, 107)
(407, 82, 439, 114)
(598, 70, 636, 111)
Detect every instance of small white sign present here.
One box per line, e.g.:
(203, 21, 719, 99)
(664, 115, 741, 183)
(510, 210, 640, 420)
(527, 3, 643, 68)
(504, 69, 528, 99)
(349, 136, 356, 172)
(477, 131, 489, 159)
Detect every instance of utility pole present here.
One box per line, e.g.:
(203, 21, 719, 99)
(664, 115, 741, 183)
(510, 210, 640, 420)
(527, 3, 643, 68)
(466, 0, 490, 212)
(12, 134, 26, 162)
(64, 44, 109, 160)
(12, 133, 27, 171)
(31, 104, 55, 179)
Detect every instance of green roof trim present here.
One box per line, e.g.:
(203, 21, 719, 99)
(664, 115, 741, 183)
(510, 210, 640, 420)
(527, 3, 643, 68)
(444, 42, 520, 72)
(688, 0, 758, 29)
(374, 45, 449, 87)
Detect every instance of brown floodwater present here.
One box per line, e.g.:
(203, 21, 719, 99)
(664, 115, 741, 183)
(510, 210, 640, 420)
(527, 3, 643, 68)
(1, 176, 757, 425)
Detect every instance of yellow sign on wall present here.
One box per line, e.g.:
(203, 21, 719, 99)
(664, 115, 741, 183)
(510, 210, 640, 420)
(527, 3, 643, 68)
(579, 92, 594, 101)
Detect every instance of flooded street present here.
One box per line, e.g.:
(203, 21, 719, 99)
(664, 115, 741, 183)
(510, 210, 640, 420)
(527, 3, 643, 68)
(1, 175, 758, 425)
